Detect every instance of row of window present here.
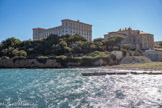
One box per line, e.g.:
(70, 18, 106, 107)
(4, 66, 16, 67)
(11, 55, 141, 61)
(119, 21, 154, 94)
(62, 21, 91, 30)
(39, 31, 91, 37)
(37, 29, 91, 37)
(33, 30, 39, 34)
(34, 35, 91, 41)
(34, 32, 92, 40)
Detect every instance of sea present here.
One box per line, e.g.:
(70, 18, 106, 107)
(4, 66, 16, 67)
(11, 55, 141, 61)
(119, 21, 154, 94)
(0, 68, 162, 108)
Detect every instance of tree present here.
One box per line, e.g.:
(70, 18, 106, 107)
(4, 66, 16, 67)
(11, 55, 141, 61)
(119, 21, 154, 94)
(113, 36, 124, 44)
(71, 44, 82, 54)
(18, 50, 27, 57)
(158, 41, 162, 47)
(113, 36, 124, 50)
(103, 39, 115, 51)
(121, 44, 129, 50)
(59, 40, 67, 48)
(52, 44, 62, 55)
(58, 40, 72, 54)
(45, 34, 60, 45)
(94, 38, 105, 51)
(12, 49, 19, 56)
(68, 34, 88, 44)
(1, 47, 15, 57)
(82, 41, 96, 53)
(0, 37, 21, 49)
(103, 36, 124, 51)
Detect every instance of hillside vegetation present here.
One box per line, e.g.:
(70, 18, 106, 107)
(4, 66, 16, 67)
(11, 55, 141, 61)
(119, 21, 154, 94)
(0, 34, 124, 59)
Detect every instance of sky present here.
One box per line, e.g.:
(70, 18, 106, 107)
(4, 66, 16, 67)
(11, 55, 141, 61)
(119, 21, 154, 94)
(0, 0, 162, 42)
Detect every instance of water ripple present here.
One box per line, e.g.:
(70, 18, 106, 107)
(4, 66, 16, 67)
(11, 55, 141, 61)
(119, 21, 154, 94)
(0, 69, 162, 108)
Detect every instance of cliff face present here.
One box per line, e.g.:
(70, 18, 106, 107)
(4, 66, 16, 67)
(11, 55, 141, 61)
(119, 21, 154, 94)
(0, 58, 111, 68)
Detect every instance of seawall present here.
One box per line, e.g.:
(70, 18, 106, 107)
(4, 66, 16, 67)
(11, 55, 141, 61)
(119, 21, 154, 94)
(0, 58, 113, 68)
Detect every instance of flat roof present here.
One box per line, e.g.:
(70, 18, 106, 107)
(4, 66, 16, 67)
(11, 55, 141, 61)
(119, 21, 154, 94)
(61, 19, 92, 26)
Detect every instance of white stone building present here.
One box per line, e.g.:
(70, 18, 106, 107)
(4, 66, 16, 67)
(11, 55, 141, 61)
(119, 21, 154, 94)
(33, 19, 92, 41)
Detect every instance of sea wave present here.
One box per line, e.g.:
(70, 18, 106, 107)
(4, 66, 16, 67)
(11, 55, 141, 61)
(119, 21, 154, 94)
(0, 69, 162, 108)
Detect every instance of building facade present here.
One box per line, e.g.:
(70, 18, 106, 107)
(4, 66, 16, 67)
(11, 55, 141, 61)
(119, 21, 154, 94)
(104, 28, 154, 50)
(33, 19, 92, 41)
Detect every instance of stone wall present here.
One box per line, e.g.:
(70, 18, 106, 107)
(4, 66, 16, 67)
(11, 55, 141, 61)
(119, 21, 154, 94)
(0, 59, 62, 68)
(0, 58, 111, 68)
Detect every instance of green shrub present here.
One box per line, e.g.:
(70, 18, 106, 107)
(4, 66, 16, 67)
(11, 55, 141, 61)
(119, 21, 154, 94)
(121, 44, 129, 50)
(136, 49, 142, 53)
(81, 57, 96, 66)
(122, 50, 127, 57)
(113, 46, 118, 50)
(1, 56, 9, 59)
(48, 55, 56, 59)
(73, 57, 82, 60)
(158, 41, 162, 47)
(19, 50, 27, 57)
(55, 55, 67, 59)
(85, 51, 109, 58)
(66, 52, 73, 58)
(13, 56, 26, 60)
(37, 56, 49, 59)
(87, 51, 99, 57)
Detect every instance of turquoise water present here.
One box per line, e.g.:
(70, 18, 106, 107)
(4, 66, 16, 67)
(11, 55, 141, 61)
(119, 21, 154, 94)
(0, 69, 162, 108)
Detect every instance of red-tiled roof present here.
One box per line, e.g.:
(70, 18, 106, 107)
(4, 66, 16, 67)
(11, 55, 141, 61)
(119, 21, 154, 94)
(140, 31, 152, 35)
(33, 28, 46, 30)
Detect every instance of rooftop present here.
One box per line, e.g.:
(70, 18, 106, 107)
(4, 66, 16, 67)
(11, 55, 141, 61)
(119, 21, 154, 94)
(33, 27, 46, 30)
(62, 19, 92, 26)
(140, 31, 152, 35)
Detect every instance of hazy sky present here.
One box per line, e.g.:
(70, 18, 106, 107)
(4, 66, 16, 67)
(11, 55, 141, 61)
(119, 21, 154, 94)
(0, 0, 162, 42)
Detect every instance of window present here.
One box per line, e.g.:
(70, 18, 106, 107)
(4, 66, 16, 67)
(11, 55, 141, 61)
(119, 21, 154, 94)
(66, 28, 68, 32)
(66, 22, 68, 26)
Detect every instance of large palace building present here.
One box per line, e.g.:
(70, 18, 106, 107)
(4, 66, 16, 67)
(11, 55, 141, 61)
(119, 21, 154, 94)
(104, 28, 154, 50)
(33, 19, 92, 41)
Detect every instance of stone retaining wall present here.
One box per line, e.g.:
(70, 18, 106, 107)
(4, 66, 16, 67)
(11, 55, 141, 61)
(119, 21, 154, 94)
(0, 58, 111, 68)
